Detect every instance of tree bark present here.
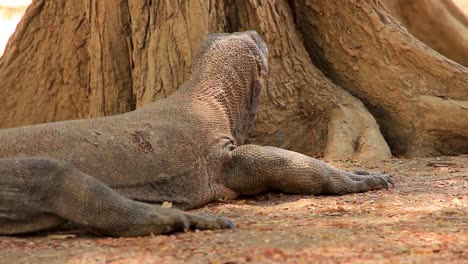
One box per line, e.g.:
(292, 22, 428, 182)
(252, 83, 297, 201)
(294, 0, 468, 157)
(383, 0, 468, 67)
(0, 1, 92, 127)
(127, 0, 231, 106)
(231, 0, 390, 159)
(0, 0, 466, 159)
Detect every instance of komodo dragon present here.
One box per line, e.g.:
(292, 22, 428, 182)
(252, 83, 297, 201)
(0, 31, 393, 237)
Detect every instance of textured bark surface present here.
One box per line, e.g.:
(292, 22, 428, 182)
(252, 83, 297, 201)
(0, 0, 466, 159)
(0, 1, 91, 127)
(127, 1, 231, 107)
(383, 0, 468, 67)
(295, 0, 468, 157)
(231, 0, 390, 159)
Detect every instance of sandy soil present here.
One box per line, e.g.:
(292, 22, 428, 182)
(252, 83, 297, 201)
(0, 156, 466, 264)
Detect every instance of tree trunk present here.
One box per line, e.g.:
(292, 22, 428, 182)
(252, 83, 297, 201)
(0, 1, 92, 127)
(383, 0, 468, 67)
(294, 0, 468, 157)
(0, 0, 466, 159)
(230, 0, 390, 159)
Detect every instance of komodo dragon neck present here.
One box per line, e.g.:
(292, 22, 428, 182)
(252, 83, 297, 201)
(176, 32, 269, 145)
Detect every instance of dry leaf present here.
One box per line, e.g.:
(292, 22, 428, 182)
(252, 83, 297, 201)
(161, 201, 173, 208)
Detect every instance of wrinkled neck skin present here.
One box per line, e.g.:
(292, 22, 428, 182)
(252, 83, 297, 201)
(179, 33, 268, 145)
(184, 60, 264, 145)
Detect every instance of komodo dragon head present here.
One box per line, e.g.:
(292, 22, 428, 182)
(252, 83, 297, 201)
(186, 31, 269, 144)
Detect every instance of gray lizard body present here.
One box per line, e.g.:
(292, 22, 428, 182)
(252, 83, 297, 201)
(0, 31, 393, 237)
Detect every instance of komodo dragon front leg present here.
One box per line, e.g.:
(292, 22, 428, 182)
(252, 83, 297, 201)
(223, 145, 394, 195)
(0, 158, 233, 237)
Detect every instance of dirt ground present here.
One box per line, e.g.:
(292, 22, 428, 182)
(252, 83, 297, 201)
(0, 156, 466, 263)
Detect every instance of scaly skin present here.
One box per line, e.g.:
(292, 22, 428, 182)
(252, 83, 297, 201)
(0, 31, 393, 236)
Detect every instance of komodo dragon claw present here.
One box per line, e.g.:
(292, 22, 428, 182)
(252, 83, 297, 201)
(185, 214, 235, 231)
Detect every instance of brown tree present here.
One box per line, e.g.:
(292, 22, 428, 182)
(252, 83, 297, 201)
(383, 0, 468, 67)
(0, 0, 467, 159)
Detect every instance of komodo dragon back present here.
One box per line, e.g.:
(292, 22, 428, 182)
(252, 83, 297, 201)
(0, 31, 393, 237)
